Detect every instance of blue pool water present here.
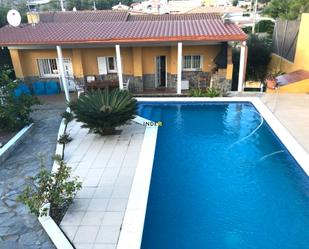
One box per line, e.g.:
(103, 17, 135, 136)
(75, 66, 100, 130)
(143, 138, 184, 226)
(138, 102, 309, 249)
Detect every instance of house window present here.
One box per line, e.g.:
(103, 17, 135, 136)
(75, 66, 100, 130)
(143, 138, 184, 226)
(107, 57, 117, 73)
(37, 58, 59, 77)
(183, 55, 202, 71)
(97, 56, 117, 75)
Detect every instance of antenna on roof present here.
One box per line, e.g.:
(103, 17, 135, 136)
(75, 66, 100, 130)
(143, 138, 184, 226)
(60, 0, 65, 12)
(222, 13, 231, 24)
(7, 9, 21, 27)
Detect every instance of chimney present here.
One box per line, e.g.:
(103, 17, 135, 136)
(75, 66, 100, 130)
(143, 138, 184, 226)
(27, 12, 40, 25)
(222, 13, 232, 24)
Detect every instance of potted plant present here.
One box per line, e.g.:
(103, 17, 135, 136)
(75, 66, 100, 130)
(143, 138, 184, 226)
(265, 71, 284, 90)
(265, 73, 277, 89)
(69, 89, 137, 136)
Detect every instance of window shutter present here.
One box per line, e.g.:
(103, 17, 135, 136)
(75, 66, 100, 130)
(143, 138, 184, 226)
(97, 57, 107, 75)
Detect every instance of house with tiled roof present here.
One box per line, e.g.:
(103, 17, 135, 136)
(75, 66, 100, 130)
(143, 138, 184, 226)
(0, 10, 248, 94)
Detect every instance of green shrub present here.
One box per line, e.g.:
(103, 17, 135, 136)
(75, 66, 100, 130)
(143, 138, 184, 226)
(255, 20, 275, 34)
(70, 89, 137, 135)
(189, 87, 220, 97)
(242, 26, 252, 34)
(204, 87, 220, 97)
(58, 132, 73, 145)
(61, 111, 74, 126)
(0, 70, 39, 131)
(232, 0, 238, 6)
(189, 88, 205, 97)
(18, 156, 82, 224)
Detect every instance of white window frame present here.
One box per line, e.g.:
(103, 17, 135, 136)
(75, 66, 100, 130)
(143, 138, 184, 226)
(97, 56, 117, 75)
(182, 55, 203, 71)
(107, 56, 117, 73)
(37, 58, 59, 78)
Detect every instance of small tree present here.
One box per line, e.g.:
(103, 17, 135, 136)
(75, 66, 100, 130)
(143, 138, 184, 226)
(232, 34, 272, 88)
(263, 0, 309, 20)
(246, 35, 272, 82)
(18, 156, 82, 224)
(70, 89, 137, 135)
(61, 111, 74, 126)
(254, 20, 275, 34)
(0, 70, 40, 131)
(58, 132, 73, 159)
(232, 0, 239, 6)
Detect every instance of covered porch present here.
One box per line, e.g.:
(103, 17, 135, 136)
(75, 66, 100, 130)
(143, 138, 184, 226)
(9, 40, 247, 100)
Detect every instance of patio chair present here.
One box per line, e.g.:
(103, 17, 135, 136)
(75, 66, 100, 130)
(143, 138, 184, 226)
(75, 80, 85, 98)
(123, 78, 130, 91)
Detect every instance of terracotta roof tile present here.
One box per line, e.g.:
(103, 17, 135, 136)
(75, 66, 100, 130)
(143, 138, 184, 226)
(39, 10, 129, 23)
(127, 13, 221, 21)
(0, 11, 246, 46)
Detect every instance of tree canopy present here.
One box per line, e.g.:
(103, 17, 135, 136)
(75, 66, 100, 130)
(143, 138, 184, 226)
(263, 0, 309, 20)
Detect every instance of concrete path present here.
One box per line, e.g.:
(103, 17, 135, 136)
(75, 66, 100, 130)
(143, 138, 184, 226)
(230, 92, 309, 153)
(0, 94, 67, 249)
(60, 120, 145, 249)
(261, 93, 309, 153)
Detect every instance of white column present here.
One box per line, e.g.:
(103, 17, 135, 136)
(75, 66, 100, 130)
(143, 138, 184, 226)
(177, 42, 182, 95)
(115, 44, 123, 90)
(238, 41, 247, 92)
(56, 45, 70, 102)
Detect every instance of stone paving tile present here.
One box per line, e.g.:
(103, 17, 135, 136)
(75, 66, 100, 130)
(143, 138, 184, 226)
(95, 226, 119, 244)
(261, 93, 309, 153)
(74, 226, 100, 243)
(60, 121, 146, 248)
(80, 211, 105, 226)
(0, 94, 68, 248)
(93, 244, 116, 249)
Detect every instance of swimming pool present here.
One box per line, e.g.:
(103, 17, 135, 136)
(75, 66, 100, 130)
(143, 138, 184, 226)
(137, 101, 309, 249)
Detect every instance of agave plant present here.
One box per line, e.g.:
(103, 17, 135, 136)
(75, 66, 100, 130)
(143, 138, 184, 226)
(70, 89, 137, 135)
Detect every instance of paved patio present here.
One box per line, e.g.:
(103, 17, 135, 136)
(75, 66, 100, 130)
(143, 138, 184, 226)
(60, 92, 309, 249)
(60, 120, 145, 249)
(0, 94, 69, 249)
(261, 93, 309, 153)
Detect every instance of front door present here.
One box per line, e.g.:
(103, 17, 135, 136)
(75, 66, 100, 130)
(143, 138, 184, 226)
(63, 59, 76, 91)
(155, 56, 166, 88)
(58, 58, 76, 91)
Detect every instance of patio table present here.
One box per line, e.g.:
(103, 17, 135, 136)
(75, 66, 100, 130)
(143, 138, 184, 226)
(85, 80, 119, 91)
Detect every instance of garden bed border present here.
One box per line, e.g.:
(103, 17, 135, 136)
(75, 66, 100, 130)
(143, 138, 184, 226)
(0, 123, 34, 165)
(37, 108, 75, 249)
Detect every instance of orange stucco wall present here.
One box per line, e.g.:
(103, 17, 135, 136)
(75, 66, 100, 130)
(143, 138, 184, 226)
(18, 49, 72, 77)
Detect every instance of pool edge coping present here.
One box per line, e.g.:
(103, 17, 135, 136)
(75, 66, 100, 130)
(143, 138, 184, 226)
(117, 97, 309, 249)
(117, 116, 158, 249)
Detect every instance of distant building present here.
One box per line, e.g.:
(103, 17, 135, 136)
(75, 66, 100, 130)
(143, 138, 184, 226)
(167, 0, 202, 14)
(131, 0, 203, 14)
(131, 0, 169, 14)
(187, 6, 245, 15)
(237, 0, 251, 9)
(112, 2, 130, 11)
(202, 0, 231, 7)
(27, 0, 52, 11)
